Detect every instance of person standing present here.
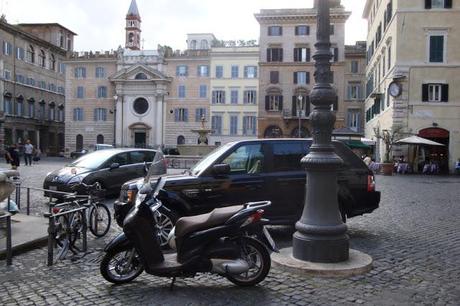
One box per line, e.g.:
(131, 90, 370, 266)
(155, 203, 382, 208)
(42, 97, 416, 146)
(24, 139, 34, 166)
(5, 144, 20, 170)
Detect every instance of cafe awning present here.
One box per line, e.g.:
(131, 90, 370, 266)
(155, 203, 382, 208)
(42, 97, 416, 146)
(341, 139, 370, 149)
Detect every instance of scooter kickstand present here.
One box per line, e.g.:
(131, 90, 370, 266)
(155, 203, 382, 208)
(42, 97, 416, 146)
(169, 277, 176, 291)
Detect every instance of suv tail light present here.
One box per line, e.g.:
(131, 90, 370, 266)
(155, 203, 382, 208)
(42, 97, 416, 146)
(367, 175, 376, 192)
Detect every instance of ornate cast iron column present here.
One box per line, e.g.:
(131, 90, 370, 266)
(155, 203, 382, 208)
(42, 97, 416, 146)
(292, 0, 349, 263)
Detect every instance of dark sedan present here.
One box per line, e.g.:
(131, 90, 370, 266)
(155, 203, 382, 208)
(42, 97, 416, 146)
(44, 148, 166, 199)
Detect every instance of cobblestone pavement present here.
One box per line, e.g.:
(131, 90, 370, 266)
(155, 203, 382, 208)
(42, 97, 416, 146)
(1, 160, 460, 305)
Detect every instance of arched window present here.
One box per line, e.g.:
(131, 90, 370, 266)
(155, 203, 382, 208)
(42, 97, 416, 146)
(177, 135, 185, 145)
(39, 50, 46, 67)
(190, 40, 197, 50)
(27, 45, 35, 63)
(3, 93, 12, 115)
(264, 125, 283, 138)
(49, 102, 56, 121)
(97, 134, 104, 144)
(128, 32, 134, 43)
(76, 134, 83, 151)
(50, 54, 56, 71)
(200, 40, 208, 50)
(135, 73, 148, 80)
(16, 95, 24, 117)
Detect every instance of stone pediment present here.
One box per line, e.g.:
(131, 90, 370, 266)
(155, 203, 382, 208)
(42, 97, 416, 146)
(110, 64, 170, 82)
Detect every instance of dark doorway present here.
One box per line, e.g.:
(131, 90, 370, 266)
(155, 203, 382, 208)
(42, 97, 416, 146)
(134, 132, 146, 148)
(76, 134, 83, 151)
(97, 134, 104, 144)
(419, 128, 449, 173)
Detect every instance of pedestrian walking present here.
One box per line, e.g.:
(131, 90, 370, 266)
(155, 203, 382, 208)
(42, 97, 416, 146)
(24, 139, 34, 166)
(5, 144, 20, 170)
(33, 147, 41, 164)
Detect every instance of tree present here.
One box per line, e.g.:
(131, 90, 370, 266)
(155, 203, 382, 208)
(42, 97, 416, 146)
(373, 126, 403, 163)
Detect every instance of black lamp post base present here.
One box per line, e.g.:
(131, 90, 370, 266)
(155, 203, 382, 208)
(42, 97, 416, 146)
(293, 231, 349, 263)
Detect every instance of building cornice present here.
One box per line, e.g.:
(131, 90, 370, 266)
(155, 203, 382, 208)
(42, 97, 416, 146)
(255, 9, 350, 24)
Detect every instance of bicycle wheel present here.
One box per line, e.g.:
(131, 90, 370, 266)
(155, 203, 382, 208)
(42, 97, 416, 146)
(89, 203, 111, 237)
(54, 215, 70, 260)
(69, 210, 85, 251)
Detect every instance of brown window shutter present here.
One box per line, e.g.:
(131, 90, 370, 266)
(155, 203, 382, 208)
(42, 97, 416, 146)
(292, 96, 297, 117)
(445, 0, 452, 8)
(422, 84, 429, 101)
(425, 0, 432, 9)
(294, 72, 298, 84)
(279, 95, 283, 111)
(441, 84, 449, 102)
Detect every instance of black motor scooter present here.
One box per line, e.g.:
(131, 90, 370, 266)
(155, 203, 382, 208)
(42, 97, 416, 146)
(100, 176, 277, 287)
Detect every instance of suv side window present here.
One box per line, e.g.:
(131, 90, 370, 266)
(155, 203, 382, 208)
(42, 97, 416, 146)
(144, 151, 156, 162)
(130, 151, 147, 164)
(222, 144, 265, 174)
(104, 152, 128, 168)
(271, 141, 307, 171)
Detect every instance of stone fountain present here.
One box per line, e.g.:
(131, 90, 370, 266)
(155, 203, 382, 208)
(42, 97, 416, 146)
(177, 116, 216, 156)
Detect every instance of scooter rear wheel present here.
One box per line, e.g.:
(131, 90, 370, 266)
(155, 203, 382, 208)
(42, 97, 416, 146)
(100, 248, 144, 284)
(226, 237, 271, 287)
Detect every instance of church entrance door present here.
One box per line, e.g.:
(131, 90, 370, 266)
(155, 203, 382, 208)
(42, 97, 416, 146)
(134, 132, 146, 148)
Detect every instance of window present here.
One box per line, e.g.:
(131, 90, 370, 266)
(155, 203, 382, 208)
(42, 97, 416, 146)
(330, 24, 335, 35)
(49, 105, 56, 121)
(215, 65, 224, 78)
(351, 61, 359, 73)
(15, 74, 25, 84)
(211, 115, 222, 134)
(25, 77, 34, 86)
(96, 67, 105, 78)
(294, 72, 310, 85)
(243, 116, 257, 136)
(60, 34, 64, 48)
(38, 80, 46, 89)
(197, 65, 209, 77)
(195, 108, 207, 122)
(231, 65, 239, 78)
(212, 90, 225, 104)
(330, 47, 339, 62)
(199, 85, 207, 98)
(58, 108, 64, 122)
(4, 96, 12, 115)
(267, 48, 283, 62)
(3, 70, 11, 80)
(200, 40, 208, 49)
(178, 85, 186, 98)
(295, 25, 310, 36)
(73, 108, 84, 121)
(265, 95, 283, 111)
(176, 65, 188, 76)
(39, 50, 46, 67)
(133, 98, 149, 114)
(429, 35, 445, 63)
(16, 47, 24, 60)
(294, 47, 311, 62)
(244, 66, 257, 78)
(28, 101, 35, 118)
(347, 110, 361, 132)
(272, 142, 306, 171)
(230, 90, 239, 104)
(388, 45, 392, 70)
(268, 26, 282, 36)
(244, 90, 257, 104)
(97, 86, 107, 98)
(26, 45, 35, 63)
(190, 40, 197, 49)
(347, 83, 362, 100)
(58, 86, 65, 94)
(270, 71, 279, 84)
(135, 73, 147, 80)
(230, 116, 238, 135)
(48, 83, 56, 92)
(222, 144, 264, 174)
(94, 108, 107, 121)
(76, 86, 84, 99)
(177, 135, 185, 145)
(59, 63, 66, 74)
(174, 108, 188, 122)
(16, 98, 24, 116)
(426, 0, 452, 9)
(3, 41, 12, 55)
(74, 67, 86, 78)
(49, 54, 56, 70)
(423, 84, 449, 102)
(39, 103, 46, 120)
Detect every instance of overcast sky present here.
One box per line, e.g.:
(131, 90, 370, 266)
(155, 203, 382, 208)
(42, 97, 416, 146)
(1, 0, 367, 51)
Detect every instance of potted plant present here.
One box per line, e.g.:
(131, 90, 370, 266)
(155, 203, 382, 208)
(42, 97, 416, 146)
(374, 126, 402, 175)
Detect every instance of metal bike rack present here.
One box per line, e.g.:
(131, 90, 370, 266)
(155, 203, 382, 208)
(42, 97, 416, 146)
(0, 212, 13, 266)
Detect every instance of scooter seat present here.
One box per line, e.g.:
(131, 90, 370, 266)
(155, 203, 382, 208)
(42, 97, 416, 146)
(175, 205, 244, 238)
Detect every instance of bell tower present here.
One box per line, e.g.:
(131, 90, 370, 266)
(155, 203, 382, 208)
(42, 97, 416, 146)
(125, 0, 141, 50)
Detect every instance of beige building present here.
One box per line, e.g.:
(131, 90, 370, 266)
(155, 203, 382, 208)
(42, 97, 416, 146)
(63, 52, 117, 152)
(209, 47, 259, 145)
(344, 41, 367, 133)
(0, 18, 74, 155)
(254, 4, 350, 139)
(363, 0, 460, 173)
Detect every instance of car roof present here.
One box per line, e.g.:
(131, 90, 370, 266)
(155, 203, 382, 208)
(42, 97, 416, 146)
(225, 138, 313, 146)
(96, 148, 160, 154)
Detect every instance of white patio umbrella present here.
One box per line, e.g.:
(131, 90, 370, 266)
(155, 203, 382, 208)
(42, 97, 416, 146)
(395, 136, 444, 173)
(395, 135, 445, 146)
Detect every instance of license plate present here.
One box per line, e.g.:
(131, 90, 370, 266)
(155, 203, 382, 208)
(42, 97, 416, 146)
(262, 226, 277, 251)
(49, 186, 57, 191)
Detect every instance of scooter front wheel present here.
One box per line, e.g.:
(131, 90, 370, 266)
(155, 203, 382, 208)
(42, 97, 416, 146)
(226, 237, 271, 287)
(100, 248, 144, 284)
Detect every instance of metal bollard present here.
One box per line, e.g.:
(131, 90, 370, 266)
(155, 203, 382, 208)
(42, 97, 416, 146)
(6, 214, 12, 266)
(15, 182, 20, 210)
(44, 213, 54, 266)
(26, 188, 30, 216)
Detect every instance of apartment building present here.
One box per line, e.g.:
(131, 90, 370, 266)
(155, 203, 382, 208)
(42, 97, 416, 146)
(254, 4, 350, 139)
(0, 18, 74, 155)
(363, 0, 460, 173)
(208, 47, 259, 145)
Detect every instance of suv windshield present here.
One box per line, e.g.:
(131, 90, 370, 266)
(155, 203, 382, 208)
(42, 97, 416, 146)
(190, 142, 234, 175)
(69, 150, 117, 169)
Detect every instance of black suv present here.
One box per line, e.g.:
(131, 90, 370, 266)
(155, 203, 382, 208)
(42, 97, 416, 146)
(115, 139, 380, 227)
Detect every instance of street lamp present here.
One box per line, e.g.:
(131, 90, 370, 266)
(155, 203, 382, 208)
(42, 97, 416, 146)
(297, 95, 305, 138)
(113, 95, 118, 147)
(292, 0, 349, 263)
